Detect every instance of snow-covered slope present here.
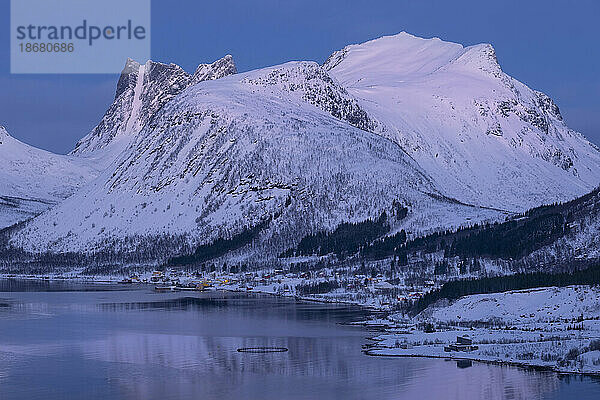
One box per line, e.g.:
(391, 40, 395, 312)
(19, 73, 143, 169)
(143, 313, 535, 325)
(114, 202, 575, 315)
(10, 63, 502, 254)
(324, 32, 600, 211)
(420, 285, 600, 324)
(0, 126, 99, 228)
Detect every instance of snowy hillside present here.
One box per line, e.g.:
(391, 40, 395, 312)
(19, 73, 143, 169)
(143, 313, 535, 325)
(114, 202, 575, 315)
(526, 188, 600, 262)
(324, 32, 600, 211)
(9, 63, 502, 254)
(419, 285, 600, 324)
(0, 126, 99, 228)
(369, 285, 600, 375)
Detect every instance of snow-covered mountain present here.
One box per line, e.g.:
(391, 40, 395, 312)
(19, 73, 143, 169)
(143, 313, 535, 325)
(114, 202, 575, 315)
(5, 33, 600, 263)
(0, 126, 99, 228)
(0, 55, 236, 231)
(324, 32, 600, 211)
(9, 62, 502, 254)
(191, 54, 237, 85)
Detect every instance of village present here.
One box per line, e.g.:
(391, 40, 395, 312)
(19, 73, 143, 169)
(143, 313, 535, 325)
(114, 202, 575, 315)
(0, 266, 437, 310)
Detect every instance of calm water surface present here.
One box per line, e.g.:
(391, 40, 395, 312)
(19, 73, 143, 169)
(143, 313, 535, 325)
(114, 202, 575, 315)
(0, 279, 599, 400)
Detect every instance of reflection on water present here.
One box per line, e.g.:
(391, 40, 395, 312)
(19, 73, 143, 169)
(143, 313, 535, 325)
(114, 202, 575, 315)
(0, 278, 130, 292)
(0, 280, 599, 400)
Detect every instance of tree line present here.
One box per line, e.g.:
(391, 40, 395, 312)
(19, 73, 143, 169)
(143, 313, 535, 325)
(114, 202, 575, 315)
(167, 219, 270, 267)
(280, 211, 392, 258)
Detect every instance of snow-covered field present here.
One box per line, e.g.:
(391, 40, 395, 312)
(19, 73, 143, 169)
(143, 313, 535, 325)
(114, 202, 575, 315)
(366, 286, 600, 375)
(419, 285, 600, 324)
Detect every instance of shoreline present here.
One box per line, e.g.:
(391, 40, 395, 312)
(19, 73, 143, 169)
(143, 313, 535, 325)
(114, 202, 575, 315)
(362, 347, 600, 378)
(362, 349, 577, 375)
(3, 275, 600, 377)
(0, 274, 385, 315)
(0, 273, 386, 310)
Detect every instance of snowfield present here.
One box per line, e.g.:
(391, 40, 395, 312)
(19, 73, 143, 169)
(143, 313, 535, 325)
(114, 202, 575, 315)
(367, 286, 600, 375)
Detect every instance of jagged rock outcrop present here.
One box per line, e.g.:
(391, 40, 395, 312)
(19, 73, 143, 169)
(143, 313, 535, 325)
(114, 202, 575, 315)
(71, 55, 237, 156)
(191, 54, 237, 85)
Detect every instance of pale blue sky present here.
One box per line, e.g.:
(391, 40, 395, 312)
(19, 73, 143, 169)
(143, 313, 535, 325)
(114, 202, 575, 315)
(1, 0, 598, 153)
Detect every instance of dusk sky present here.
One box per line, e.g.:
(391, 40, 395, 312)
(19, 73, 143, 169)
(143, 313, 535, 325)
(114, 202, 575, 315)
(1, 0, 598, 154)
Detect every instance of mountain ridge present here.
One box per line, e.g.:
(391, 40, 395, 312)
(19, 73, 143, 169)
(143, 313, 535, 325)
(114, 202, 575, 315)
(71, 55, 238, 157)
(9, 61, 503, 254)
(3, 32, 600, 267)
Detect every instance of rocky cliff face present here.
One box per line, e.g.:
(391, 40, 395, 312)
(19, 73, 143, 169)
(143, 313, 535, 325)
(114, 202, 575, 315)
(71, 55, 237, 157)
(191, 54, 237, 85)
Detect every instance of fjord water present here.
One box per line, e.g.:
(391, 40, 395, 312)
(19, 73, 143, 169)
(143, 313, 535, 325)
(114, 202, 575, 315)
(0, 280, 598, 400)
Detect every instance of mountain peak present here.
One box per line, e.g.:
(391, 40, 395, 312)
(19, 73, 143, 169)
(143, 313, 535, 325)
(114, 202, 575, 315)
(323, 32, 600, 211)
(124, 57, 141, 70)
(451, 43, 502, 76)
(115, 58, 143, 99)
(73, 55, 238, 156)
(323, 32, 505, 83)
(323, 32, 465, 82)
(191, 54, 237, 85)
(0, 125, 10, 146)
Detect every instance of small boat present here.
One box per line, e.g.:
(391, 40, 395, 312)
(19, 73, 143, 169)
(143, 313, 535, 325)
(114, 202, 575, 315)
(154, 285, 176, 291)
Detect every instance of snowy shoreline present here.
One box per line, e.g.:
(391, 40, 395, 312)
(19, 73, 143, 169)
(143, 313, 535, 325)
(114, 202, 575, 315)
(363, 348, 573, 375)
(363, 338, 600, 376)
(3, 274, 600, 375)
(0, 272, 385, 311)
(358, 285, 600, 376)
